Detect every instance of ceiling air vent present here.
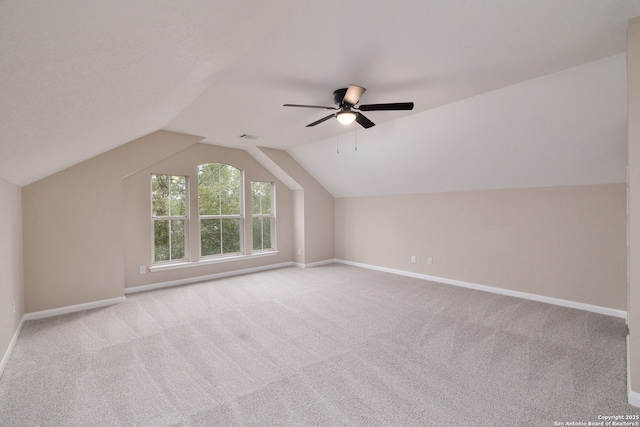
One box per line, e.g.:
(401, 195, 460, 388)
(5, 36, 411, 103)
(239, 134, 259, 140)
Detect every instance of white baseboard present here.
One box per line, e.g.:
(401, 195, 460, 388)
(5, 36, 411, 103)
(628, 336, 640, 408)
(335, 259, 627, 319)
(0, 317, 25, 380)
(23, 296, 127, 321)
(126, 261, 295, 294)
(631, 389, 640, 408)
(293, 259, 335, 269)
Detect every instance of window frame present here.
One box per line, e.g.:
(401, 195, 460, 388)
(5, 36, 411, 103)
(251, 181, 275, 253)
(197, 163, 244, 259)
(150, 173, 189, 265)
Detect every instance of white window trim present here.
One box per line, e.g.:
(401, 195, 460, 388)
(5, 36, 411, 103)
(149, 168, 282, 271)
(151, 174, 189, 264)
(148, 250, 279, 273)
(251, 181, 276, 252)
(198, 164, 244, 258)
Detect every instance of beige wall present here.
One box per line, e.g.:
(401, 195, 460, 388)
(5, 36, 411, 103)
(123, 143, 293, 288)
(628, 15, 640, 398)
(258, 148, 335, 264)
(21, 131, 300, 312)
(336, 184, 627, 310)
(0, 179, 24, 363)
(22, 131, 200, 312)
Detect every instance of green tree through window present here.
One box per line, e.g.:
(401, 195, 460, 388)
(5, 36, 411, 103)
(198, 163, 242, 256)
(151, 174, 187, 262)
(251, 181, 274, 251)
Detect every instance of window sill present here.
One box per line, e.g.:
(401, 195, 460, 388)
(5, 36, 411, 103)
(149, 251, 279, 273)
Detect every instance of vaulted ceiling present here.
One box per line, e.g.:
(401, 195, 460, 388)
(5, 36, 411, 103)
(1, 1, 639, 195)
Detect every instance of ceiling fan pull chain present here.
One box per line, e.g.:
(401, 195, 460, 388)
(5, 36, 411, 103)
(336, 119, 340, 154)
(355, 125, 358, 151)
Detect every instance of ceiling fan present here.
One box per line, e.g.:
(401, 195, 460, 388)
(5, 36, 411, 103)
(284, 85, 414, 129)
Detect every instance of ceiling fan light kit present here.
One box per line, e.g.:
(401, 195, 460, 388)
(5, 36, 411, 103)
(336, 111, 357, 125)
(284, 84, 414, 129)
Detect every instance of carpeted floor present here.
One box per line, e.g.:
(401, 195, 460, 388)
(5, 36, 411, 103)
(0, 264, 638, 426)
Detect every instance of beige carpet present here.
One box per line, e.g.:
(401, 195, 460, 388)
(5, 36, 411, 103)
(0, 264, 638, 426)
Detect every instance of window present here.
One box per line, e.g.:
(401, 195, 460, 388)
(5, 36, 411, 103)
(148, 164, 276, 271)
(251, 181, 274, 251)
(198, 163, 242, 257)
(151, 174, 187, 263)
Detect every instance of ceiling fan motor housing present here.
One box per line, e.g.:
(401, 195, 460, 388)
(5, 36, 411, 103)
(333, 88, 349, 106)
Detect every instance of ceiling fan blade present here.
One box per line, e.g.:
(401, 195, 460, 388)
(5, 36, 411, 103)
(284, 104, 337, 110)
(343, 85, 366, 106)
(355, 112, 375, 129)
(306, 113, 336, 127)
(358, 102, 414, 111)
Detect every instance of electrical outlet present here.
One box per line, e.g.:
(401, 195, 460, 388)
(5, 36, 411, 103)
(411, 255, 416, 264)
(428, 258, 433, 265)
(297, 248, 302, 255)
(139, 265, 146, 274)
(12, 301, 16, 317)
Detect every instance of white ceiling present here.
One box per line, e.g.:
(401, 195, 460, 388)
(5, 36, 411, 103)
(289, 54, 628, 197)
(1, 1, 639, 194)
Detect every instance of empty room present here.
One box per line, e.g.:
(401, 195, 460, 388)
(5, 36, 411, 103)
(2, 1, 640, 425)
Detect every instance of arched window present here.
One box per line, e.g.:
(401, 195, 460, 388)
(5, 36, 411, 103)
(198, 163, 243, 257)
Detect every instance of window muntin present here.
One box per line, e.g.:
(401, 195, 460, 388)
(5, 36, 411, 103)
(251, 181, 274, 251)
(198, 163, 243, 257)
(151, 174, 187, 262)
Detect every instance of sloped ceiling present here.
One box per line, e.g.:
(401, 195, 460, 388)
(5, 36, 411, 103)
(289, 54, 628, 197)
(0, 0, 295, 186)
(1, 1, 639, 193)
